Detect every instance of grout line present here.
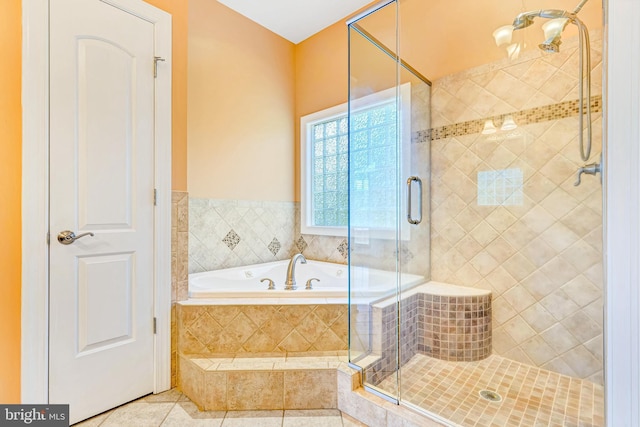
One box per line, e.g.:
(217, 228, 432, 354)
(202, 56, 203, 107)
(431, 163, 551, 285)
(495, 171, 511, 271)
(156, 401, 177, 427)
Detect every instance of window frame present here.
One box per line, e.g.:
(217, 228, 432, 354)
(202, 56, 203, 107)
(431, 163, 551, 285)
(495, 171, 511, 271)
(300, 83, 412, 237)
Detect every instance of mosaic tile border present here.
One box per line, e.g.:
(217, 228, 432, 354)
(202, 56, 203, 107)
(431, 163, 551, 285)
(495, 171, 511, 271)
(425, 95, 602, 141)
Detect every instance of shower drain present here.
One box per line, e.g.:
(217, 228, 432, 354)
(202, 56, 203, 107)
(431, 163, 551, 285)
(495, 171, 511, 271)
(479, 390, 502, 402)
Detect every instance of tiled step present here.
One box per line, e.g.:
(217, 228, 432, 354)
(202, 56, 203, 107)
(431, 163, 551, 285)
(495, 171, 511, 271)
(179, 353, 350, 411)
(178, 353, 446, 427)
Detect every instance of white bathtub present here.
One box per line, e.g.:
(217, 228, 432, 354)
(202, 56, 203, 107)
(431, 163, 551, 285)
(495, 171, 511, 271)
(188, 259, 425, 299)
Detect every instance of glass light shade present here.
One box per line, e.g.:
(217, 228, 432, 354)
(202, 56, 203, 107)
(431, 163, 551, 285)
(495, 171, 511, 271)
(542, 18, 568, 40)
(506, 43, 521, 60)
(493, 25, 514, 46)
(501, 116, 518, 131)
(482, 120, 497, 135)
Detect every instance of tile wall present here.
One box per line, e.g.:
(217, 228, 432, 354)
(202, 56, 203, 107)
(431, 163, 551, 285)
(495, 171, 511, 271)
(189, 199, 348, 273)
(418, 294, 492, 361)
(366, 291, 492, 386)
(178, 304, 348, 354)
(171, 191, 190, 387)
(429, 31, 603, 383)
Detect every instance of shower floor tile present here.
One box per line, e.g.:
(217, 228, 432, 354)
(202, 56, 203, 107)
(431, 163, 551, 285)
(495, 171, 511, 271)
(376, 354, 604, 427)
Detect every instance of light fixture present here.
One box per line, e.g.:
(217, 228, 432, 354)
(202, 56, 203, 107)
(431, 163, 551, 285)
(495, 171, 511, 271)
(506, 43, 521, 60)
(542, 18, 569, 41)
(492, 25, 514, 46)
(482, 120, 497, 135)
(501, 115, 518, 131)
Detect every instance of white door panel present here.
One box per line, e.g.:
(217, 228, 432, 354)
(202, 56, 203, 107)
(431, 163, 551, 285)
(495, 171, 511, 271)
(49, 0, 155, 423)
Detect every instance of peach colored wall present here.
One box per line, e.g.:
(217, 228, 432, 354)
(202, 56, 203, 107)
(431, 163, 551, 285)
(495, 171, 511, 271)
(145, 0, 189, 191)
(187, 0, 295, 201)
(294, 21, 348, 202)
(357, 0, 603, 80)
(0, 0, 22, 404)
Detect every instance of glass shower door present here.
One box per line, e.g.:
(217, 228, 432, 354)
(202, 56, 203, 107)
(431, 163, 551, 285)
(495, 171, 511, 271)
(347, 0, 432, 402)
(347, 0, 402, 401)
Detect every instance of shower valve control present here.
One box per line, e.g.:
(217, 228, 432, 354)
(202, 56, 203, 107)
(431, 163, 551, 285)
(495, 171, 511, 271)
(574, 160, 602, 186)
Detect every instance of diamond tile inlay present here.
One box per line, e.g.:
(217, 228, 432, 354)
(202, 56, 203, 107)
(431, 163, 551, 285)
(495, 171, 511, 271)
(295, 236, 308, 253)
(337, 239, 348, 259)
(222, 230, 240, 251)
(267, 237, 281, 256)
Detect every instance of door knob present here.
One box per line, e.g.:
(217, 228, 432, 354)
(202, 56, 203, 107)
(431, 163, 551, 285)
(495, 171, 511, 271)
(57, 230, 95, 245)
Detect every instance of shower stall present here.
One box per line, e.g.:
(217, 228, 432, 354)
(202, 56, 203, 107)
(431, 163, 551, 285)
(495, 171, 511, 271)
(347, 0, 604, 425)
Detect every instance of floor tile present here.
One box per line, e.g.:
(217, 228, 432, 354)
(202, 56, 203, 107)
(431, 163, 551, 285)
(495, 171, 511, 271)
(375, 354, 604, 427)
(73, 409, 114, 427)
(341, 412, 369, 427)
(142, 388, 184, 403)
(283, 409, 343, 427)
(99, 402, 175, 427)
(160, 401, 225, 426)
(220, 410, 284, 427)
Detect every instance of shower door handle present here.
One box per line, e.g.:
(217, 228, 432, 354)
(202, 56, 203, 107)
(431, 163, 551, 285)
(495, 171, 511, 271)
(407, 176, 422, 225)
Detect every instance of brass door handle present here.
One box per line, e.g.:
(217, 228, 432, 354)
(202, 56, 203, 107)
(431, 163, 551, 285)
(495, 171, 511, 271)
(57, 230, 95, 245)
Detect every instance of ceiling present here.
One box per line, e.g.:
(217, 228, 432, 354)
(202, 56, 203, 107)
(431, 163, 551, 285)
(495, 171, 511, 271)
(216, 0, 374, 44)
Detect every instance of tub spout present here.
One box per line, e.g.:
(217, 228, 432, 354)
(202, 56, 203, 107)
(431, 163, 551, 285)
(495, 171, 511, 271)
(284, 253, 307, 290)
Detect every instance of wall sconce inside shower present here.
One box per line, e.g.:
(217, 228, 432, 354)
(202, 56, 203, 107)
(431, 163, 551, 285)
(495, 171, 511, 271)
(481, 115, 519, 138)
(481, 116, 521, 141)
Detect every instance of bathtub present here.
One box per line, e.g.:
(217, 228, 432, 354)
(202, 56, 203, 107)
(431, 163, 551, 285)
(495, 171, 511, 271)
(188, 259, 425, 299)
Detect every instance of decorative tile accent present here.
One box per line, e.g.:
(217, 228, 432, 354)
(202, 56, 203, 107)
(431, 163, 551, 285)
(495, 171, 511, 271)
(222, 230, 241, 251)
(337, 239, 348, 259)
(188, 199, 350, 273)
(477, 168, 524, 206)
(295, 236, 308, 253)
(268, 238, 281, 256)
(428, 96, 602, 141)
(412, 129, 431, 144)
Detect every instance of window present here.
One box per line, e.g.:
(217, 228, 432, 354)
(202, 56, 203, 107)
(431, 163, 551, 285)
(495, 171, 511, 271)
(477, 168, 524, 206)
(300, 84, 411, 237)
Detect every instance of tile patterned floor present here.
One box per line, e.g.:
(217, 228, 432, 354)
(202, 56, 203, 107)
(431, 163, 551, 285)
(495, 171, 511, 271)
(377, 354, 604, 427)
(73, 389, 366, 427)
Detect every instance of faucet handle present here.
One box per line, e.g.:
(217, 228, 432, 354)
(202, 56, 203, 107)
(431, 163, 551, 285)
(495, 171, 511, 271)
(305, 278, 320, 290)
(574, 161, 601, 186)
(261, 278, 276, 290)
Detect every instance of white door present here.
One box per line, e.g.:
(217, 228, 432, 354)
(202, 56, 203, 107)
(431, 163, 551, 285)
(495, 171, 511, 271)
(49, 0, 156, 423)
